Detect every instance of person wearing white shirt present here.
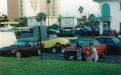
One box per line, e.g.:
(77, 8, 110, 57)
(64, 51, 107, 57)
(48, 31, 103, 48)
(89, 43, 98, 62)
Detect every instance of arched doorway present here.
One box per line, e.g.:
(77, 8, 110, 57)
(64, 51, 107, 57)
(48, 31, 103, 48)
(102, 3, 110, 31)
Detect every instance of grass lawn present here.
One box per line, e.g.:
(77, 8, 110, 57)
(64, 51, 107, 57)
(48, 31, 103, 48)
(0, 57, 121, 75)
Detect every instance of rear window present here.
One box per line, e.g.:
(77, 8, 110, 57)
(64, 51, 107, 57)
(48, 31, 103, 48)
(96, 38, 104, 44)
(70, 39, 77, 44)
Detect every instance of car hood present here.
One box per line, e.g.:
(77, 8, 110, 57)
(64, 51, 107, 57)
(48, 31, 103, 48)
(56, 38, 70, 44)
(116, 42, 121, 46)
(0, 45, 24, 51)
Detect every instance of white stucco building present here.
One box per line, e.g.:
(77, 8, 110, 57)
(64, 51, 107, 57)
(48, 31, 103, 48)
(27, 16, 58, 27)
(94, 0, 121, 33)
(7, 0, 60, 26)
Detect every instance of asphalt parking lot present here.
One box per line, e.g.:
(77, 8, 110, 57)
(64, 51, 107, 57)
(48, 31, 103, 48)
(36, 53, 121, 64)
(100, 55, 121, 64)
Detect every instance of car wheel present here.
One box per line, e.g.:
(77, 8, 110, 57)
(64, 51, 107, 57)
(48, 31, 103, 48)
(37, 50, 41, 56)
(52, 47, 57, 54)
(55, 43, 62, 53)
(16, 51, 21, 58)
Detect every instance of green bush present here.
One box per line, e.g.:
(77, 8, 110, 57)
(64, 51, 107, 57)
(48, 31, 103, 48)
(57, 32, 76, 37)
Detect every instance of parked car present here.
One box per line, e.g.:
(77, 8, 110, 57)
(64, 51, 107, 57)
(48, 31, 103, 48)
(63, 39, 106, 60)
(101, 30, 118, 37)
(75, 27, 99, 36)
(68, 37, 78, 46)
(61, 27, 74, 33)
(96, 36, 121, 55)
(47, 29, 60, 35)
(42, 35, 70, 53)
(0, 37, 43, 58)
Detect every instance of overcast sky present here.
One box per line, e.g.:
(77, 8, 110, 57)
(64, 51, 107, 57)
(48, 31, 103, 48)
(0, 0, 99, 17)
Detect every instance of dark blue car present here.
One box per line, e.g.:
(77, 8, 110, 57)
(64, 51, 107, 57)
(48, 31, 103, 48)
(96, 36, 121, 55)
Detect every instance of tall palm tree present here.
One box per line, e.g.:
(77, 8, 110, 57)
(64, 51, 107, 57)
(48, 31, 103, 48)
(36, 12, 47, 60)
(36, 12, 47, 26)
(79, 6, 84, 18)
(47, 0, 50, 26)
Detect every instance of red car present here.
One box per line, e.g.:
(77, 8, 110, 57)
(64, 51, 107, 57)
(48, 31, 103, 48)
(63, 39, 106, 60)
(0, 37, 44, 58)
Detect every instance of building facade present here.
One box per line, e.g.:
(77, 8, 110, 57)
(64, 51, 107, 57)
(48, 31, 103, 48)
(7, 0, 20, 21)
(7, 0, 60, 26)
(94, 0, 121, 33)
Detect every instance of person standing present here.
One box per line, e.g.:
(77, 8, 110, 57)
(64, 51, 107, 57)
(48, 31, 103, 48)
(89, 43, 98, 62)
(76, 42, 82, 60)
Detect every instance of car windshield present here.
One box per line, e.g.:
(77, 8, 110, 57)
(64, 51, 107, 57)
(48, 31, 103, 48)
(13, 41, 27, 46)
(79, 40, 92, 46)
(70, 39, 77, 44)
(112, 37, 121, 43)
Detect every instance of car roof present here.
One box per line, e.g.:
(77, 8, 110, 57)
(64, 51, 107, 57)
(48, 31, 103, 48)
(18, 37, 39, 42)
(80, 39, 95, 41)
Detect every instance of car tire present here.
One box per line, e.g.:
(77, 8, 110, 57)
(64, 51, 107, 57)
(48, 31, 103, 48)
(55, 43, 62, 53)
(52, 47, 57, 54)
(37, 50, 41, 56)
(16, 51, 21, 58)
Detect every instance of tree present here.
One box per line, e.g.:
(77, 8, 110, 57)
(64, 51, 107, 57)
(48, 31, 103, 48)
(77, 16, 87, 26)
(36, 12, 47, 60)
(82, 16, 87, 24)
(47, 0, 50, 4)
(88, 14, 99, 27)
(48, 24, 59, 30)
(14, 17, 27, 27)
(36, 12, 47, 26)
(47, 0, 50, 26)
(0, 15, 8, 22)
(79, 6, 84, 17)
(58, 15, 62, 28)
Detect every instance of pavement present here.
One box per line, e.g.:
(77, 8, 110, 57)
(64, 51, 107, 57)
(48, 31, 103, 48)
(100, 55, 121, 64)
(35, 53, 121, 64)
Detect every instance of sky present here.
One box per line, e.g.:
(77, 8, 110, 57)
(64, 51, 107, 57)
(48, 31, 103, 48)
(0, 0, 99, 17)
(60, 0, 99, 17)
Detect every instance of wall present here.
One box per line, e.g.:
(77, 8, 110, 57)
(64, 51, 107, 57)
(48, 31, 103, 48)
(27, 16, 58, 27)
(99, 0, 121, 32)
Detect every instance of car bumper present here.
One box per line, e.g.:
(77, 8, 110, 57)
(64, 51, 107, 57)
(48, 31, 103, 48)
(0, 50, 15, 56)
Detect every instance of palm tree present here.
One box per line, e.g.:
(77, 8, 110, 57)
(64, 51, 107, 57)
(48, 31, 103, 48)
(79, 6, 84, 18)
(36, 12, 47, 26)
(47, 0, 50, 26)
(36, 12, 47, 60)
(88, 14, 96, 27)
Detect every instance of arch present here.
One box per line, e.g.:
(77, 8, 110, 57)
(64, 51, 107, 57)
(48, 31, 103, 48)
(102, 3, 110, 17)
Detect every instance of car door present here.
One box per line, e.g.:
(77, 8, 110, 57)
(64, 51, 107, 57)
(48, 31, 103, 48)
(42, 38, 54, 48)
(21, 41, 35, 56)
(33, 41, 41, 55)
(104, 38, 115, 54)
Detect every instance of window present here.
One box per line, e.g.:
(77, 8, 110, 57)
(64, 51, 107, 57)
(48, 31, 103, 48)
(27, 42, 34, 46)
(96, 38, 104, 44)
(105, 38, 113, 43)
